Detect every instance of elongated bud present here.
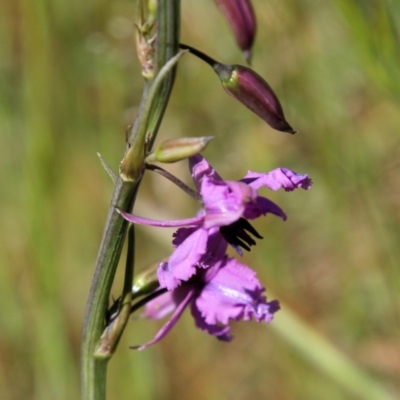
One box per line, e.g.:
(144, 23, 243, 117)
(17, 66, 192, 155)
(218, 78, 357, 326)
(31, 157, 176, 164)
(180, 44, 296, 134)
(214, 0, 256, 64)
(146, 136, 214, 163)
(132, 261, 161, 297)
(214, 63, 296, 134)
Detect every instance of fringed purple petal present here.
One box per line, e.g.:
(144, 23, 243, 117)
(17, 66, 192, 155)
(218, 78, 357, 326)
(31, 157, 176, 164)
(195, 257, 279, 325)
(157, 262, 182, 291)
(162, 228, 209, 289)
(173, 228, 228, 268)
(191, 300, 233, 341)
(242, 168, 312, 191)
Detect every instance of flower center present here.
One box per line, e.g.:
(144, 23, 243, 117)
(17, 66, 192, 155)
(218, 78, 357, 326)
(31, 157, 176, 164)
(219, 218, 263, 256)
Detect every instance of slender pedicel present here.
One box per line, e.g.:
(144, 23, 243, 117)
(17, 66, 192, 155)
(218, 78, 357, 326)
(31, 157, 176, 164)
(130, 288, 168, 315)
(146, 164, 203, 202)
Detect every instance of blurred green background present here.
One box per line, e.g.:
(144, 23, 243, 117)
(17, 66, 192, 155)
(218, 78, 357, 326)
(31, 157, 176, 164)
(1, 0, 400, 399)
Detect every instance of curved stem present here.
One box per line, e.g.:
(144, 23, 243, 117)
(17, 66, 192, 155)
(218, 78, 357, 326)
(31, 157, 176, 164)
(179, 43, 219, 68)
(146, 164, 202, 202)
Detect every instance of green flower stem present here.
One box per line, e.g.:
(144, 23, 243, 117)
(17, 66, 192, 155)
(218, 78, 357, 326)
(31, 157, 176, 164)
(94, 225, 135, 358)
(81, 180, 137, 400)
(81, 1, 181, 399)
(145, 0, 180, 150)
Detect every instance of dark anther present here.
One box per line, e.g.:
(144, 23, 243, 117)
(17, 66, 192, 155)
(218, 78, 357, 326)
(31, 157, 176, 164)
(220, 218, 263, 256)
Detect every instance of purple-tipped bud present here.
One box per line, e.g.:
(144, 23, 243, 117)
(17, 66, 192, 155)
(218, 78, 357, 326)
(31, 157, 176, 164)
(214, 0, 256, 63)
(146, 136, 214, 163)
(214, 63, 296, 134)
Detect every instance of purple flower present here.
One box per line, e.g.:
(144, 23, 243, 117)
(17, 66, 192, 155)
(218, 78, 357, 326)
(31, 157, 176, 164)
(119, 155, 311, 289)
(134, 256, 280, 350)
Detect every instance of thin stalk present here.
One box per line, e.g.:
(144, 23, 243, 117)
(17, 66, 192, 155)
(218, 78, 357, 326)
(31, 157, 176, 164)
(130, 288, 168, 315)
(80, 1, 181, 399)
(179, 43, 219, 68)
(146, 164, 202, 202)
(145, 0, 181, 150)
(81, 180, 136, 400)
(94, 225, 135, 358)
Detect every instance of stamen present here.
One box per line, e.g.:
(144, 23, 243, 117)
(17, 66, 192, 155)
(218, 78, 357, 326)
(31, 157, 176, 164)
(219, 218, 263, 255)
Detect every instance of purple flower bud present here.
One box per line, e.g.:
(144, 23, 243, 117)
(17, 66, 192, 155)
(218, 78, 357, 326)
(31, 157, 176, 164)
(214, 0, 256, 63)
(180, 44, 296, 134)
(214, 63, 296, 134)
